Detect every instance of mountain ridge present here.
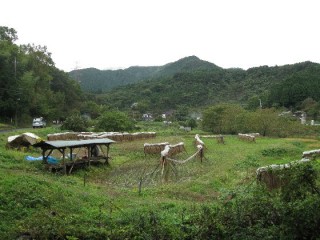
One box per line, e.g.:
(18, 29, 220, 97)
(69, 56, 222, 92)
(96, 60, 320, 113)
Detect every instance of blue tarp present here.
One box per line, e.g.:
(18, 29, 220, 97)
(25, 155, 59, 164)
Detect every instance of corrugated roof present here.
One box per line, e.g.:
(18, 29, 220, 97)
(34, 138, 115, 149)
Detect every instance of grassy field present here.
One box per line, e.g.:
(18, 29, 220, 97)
(1, 123, 319, 239)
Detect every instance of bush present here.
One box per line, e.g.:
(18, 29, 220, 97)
(185, 118, 197, 129)
(61, 114, 88, 132)
(94, 111, 134, 132)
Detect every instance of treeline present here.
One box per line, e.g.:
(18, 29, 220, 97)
(97, 61, 320, 120)
(0, 26, 84, 125)
(69, 55, 220, 93)
(69, 66, 161, 93)
(201, 104, 319, 137)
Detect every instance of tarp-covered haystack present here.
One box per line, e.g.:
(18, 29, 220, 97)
(7, 132, 42, 149)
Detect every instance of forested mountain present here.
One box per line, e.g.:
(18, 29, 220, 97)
(70, 54, 320, 117)
(95, 61, 320, 116)
(69, 56, 220, 92)
(0, 26, 84, 125)
(69, 66, 160, 93)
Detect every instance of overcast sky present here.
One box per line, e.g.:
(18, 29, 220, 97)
(2, 0, 320, 72)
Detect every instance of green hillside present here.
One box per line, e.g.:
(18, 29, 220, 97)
(96, 61, 320, 114)
(69, 66, 161, 93)
(70, 55, 320, 115)
(69, 56, 221, 93)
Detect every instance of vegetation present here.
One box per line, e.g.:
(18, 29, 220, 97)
(201, 104, 315, 137)
(94, 111, 134, 132)
(61, 114, 89, 132)
(1, 25, 320, 238)
(72, 57, 320, 122)
(69, 56, 219, 93)
(0, 125, 319, 239)
(2, 25, 320, 127)
(0, 26, 84, 126)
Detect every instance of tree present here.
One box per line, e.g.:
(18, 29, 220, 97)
(0, 27, 21, 122)
(94, 111, 134, 132)
(202, 104, 248, 134)
(250, 108, 279, 136)
(202, 104, 226, 133)
(0, 26, 18, 43)
(300, 97, 320, 120)
(246, 95, 261, 110)
(0, 26, 86, 125)
(185, 118, 197, 129)
(61, 114, 88, 132)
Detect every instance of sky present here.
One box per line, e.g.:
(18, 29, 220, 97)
(1, 0, 320, 72)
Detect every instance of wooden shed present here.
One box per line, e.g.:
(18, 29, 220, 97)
(34, 138, 115, 174)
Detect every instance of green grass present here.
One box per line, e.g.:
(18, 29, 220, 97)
(0, 122, 14, 130)
(1, 125, 320, 238)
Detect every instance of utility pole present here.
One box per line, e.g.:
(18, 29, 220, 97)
(14, 56, 19, 127)
(14, 56, 17, 79)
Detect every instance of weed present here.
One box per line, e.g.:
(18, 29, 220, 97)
(261, 147, 288, 157)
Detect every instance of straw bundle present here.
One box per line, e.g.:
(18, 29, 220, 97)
(302, 149, 320, 159)
(168, 142, 186, 156)
(144, 142, 169, 155)
(238, 133, 256, 142)
(195, 134, 204, 146)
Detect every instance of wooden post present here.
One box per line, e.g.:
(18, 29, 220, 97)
(87, 146, 91, 167)
(42, 149, 46, 164)
(160, 145, 170, 182)
(62, 148, 66, 174)
(200, 148, 203, 162)
(70, 147, 73, 161)
(68, 147, 77, 174)
(160, 156, 166, 176)
(106, 144, 110, 158)
(138, 177, 143, 195)
(197, 145, 204, 163)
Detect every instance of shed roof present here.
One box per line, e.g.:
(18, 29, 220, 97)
(34, 138, 115, 149)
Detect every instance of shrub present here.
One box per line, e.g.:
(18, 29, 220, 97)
(185, 118, 197, 129)
(261, 147, 288, 157)
(94, 111, 134, 132)
(61, 114, 88, 132)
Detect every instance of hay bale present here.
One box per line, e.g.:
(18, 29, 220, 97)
(302, 149, 320, 159)
(256, 167, 283, 189)
(238, 133, 256, 142)
(168, 142, 186, 156)
(249, 133, 260, 137)
(7, 132, 42, 149)
(195, 134, 204, 146)
(216, 135, 225, 144)
(47, 132, 79, 141)
(144, 142, 169, 155)
(256, 158, 311, 189)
